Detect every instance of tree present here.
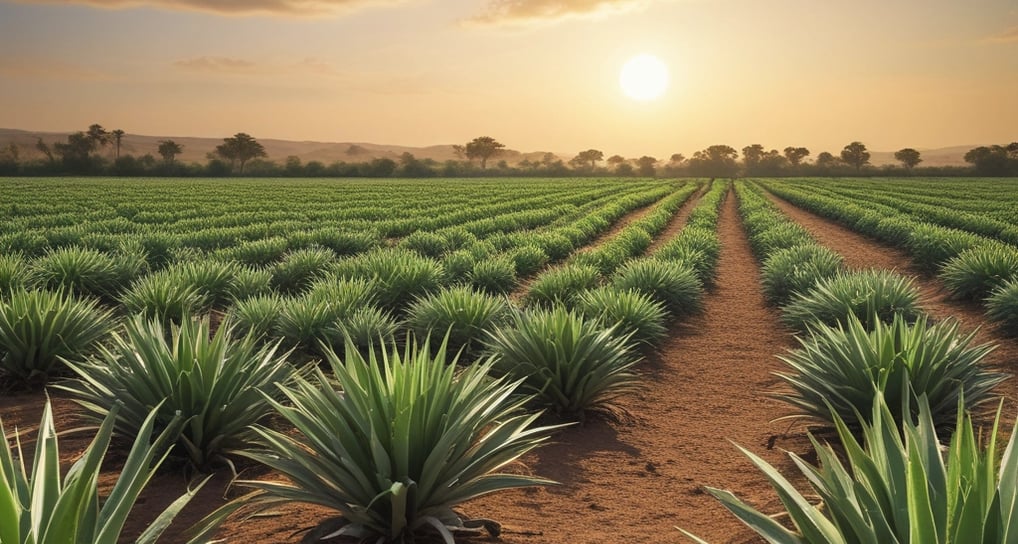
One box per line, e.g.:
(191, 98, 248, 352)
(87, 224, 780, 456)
(158, 140, 183, 164)
(840, 141, 871, 173)
(463, 136, 505, 169)
(607, 155, 626, 166)
(687, 145, 739, 177)
(636, 156, 657, 177)
(782, 147, 810, 167)
(894, 148, 922, 174)
(573, 149, 603, 170)
(284, 155, 303, 176)
(964, 145, 1016, 176)
(741, 144, 766, 173)
(815, 151, 837, 168)
(35, 138, 54, 163)
(86, 124, 109, 153)
(215, 133, 266, 174)
(615, 162, 634, 176)
(669, 153, 685, 165)
(111, 129, 125, 159)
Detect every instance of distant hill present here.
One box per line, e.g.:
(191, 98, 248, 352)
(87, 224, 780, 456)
(0, 128, 557, 165)
(0, 128, 982, 167)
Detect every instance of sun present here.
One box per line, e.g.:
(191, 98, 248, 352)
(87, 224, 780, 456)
(620, 54, 669, 101)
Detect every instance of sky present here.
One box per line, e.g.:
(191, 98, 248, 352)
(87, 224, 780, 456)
(0, 0, 1016, 158)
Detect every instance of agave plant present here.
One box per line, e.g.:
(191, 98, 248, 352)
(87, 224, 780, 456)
(781, 269, 921, 332)
(524, 264, 601, 308)
(683, 392, 1018, 544)
(775, 313, 1005, 430)
(30, 246, 121, 300)
(508, 245, 549, 277)
(761, 244, 844, 305)
(120, 272, 207, 326)
(164, 260, 240, 309)
(574, 287, 668, 346)
(228, 337, 559, 543)
(0, 399, 219, 544)
(336, 306, 400, 352)
(271, 247, 335, 295)
(940, 245, 1018, 301)
(611, 258, 702, 316)
(229, 265, 274, 300)
(334, 249, 445, 315)
(228, 294, 285, 339)
(407, 286, 510, 355)
(0, 289, 114, 386)
(470, 257, 518, 295)
(485, 307, 641, 420)
(0, 253, 29, 292)
(987, 279, 1018, 336)
(58, 316, 296, 470)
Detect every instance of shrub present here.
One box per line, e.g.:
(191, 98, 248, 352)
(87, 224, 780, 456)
(470, 256, 518, 295)
(0, 289, 114, 385)
(907, 223, 984, 273)
(229, 338, 557, 542)
(304, 276, 379, 317)
(685, 393, 1018, 544)
(135, 231, 179, 270)
(59, 317, 295, 470)
(940, 245, 1018, 301)
(165, 259, 240, 309)
(524, 264, 600, 308)
(218, 237, 288, 266)
(229, 265, 274, 300)
(485, 307, 641, 420)
(574, 287, 668, 346)
(399, 230, 449, 258)
(775, 313, 1004, 429)
(0, 400, 217, 544)
(336, 306, 400, 352)
(229, 294, 284, 339)
(986, 279, 1018, 336)
(611, 258, 702, 316)
(441, 249, 476, 284)
(749, 223, 813, 258)
(781, 269, 921, 332)
(274, 296, 341, 355)
(120, 272, 207, 325)
(761, 244, 844, 305)
(0, 253, 29, 292)
(308, 229, 379, 256)
(271, 247, 335, 295)
(345, 249, 445, 314)
(508, 245, 549, 277)
(407, 286, 510, 354)
(30, 246, 120, 300)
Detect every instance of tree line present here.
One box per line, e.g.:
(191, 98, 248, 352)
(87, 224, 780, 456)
(1, 126, 1016, 178)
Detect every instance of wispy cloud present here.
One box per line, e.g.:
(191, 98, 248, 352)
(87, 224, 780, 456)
(10, 0, 402, 17)
(172, 56, 340, 76)
(467, 0, 659, 26)
(985, 25, 1018, 43)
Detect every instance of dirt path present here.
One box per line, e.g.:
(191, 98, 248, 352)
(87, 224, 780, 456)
(468, 189, 811, 543)
(766, 191, 1018, 410)
(645, 183, 708, 255)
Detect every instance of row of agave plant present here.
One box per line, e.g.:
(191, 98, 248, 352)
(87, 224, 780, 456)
(762, 179, 1018, 337)
(681, 181, 1015, 542)
(0, 182, 723, 543)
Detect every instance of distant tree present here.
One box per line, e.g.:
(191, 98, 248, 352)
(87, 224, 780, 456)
(687, 145, 739, 177)
(669, 153, 685, 165)
(86, 124, 109, 153)
(636, 156, 657, 177)
(572, 149, 604, 170)
(111, 129, 125, 159)
(399, 152, 433, 177)
(463, 136, 505, 169)
(54, 132, 97, 170)
(4, 142, 19, 163)
(615, 162, 634, 176)
(782, 146, 810, 167)
(35, 138, 54, 163)
(607, 154, 626, 166)
(366, 157, 397, 177)
(757, 149, 788, 176)
(215, 133, 266, 174)
(741, 144, 766, 173)
(283, 155, 303, 176)
(840, 141, 871, 173)
(541, 152, 558, 166)
(158, 140, 183, 164)
(894, 148, 922, 174)
(305, 160, 325, 176)
(815, 151, 837, 167)
(964, 145, 1016, 176)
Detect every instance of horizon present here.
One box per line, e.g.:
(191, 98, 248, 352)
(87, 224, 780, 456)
(1, 0, 1016, 158)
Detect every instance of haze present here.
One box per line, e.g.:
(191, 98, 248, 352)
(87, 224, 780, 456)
(1, 0, 1016, 158)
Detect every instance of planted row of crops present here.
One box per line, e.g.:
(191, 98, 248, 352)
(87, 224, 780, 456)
(0, 176, 736, 542)
(760, 178, 1018, 336)
(681, 181, 1018, 542)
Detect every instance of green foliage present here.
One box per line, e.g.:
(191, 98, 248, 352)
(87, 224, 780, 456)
(229, 265, 274, 300)
(120, 272, 206, 326)
(611, 258, 702, 316)
(271, 247, 335, 295)
(0, 289, 114, 385)
(400, 230, 449, 258)
(275, 296, 342, 356)
(0, 253, 29, 292)
(761, 244, 845, 305)
(217, 237, 288, 266)
(906, 223, 985, 273)
(686, 393, 1018, 544)
(470, 256, 517, 295)
(164, 259, 240, 309)
(407, 286, 510, 354)
(750, 223, 813, 259)
(940, 245, 1018, 301)
(334, 249, 445, 315)
(485, 307, 641, 420)
(228, 294, 284, 339)
(525, 264, 601, 308)
(59, 317, 295, 470)
(441, 250, 476, 283)
(0, 400, 216, 544)
(775, 313, 1004, 429)
(987, 279, 1018, 336)
(781, 269, 921, 332)
(508, 245, 549, 277)
(574, 287, 668, 346)
(30, 247, 122, 300)
(229, 337, 558, 543)
(336, 306, 400, 352)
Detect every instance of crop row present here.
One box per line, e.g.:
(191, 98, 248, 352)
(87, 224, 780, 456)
(759, 179, 1018, 335)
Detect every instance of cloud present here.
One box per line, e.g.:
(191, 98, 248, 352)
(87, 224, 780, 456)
(467, 0, 658, 26)
(986, 25, 1018, 43)
(9, 0, 402, 16)
(172, 56, 341, 76)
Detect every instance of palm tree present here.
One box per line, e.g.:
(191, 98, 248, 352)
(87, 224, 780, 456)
(111, 129, 125, 160)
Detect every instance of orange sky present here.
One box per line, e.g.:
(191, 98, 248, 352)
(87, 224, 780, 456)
(1, 0, 1016, 158)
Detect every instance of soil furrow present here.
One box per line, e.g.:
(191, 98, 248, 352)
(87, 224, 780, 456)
(467, 189, 811, 543)
(644, 183, 708, 254)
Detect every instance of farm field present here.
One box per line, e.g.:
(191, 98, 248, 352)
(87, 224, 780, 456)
(3, 176, 1018, 543)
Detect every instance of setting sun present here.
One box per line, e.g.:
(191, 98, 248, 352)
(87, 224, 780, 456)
(620, 54, 669, 102)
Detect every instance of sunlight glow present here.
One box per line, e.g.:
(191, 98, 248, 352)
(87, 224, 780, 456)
(620, 54, 669, 101)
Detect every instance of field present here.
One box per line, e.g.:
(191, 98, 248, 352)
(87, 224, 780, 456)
(3, 176, 1018, 543)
